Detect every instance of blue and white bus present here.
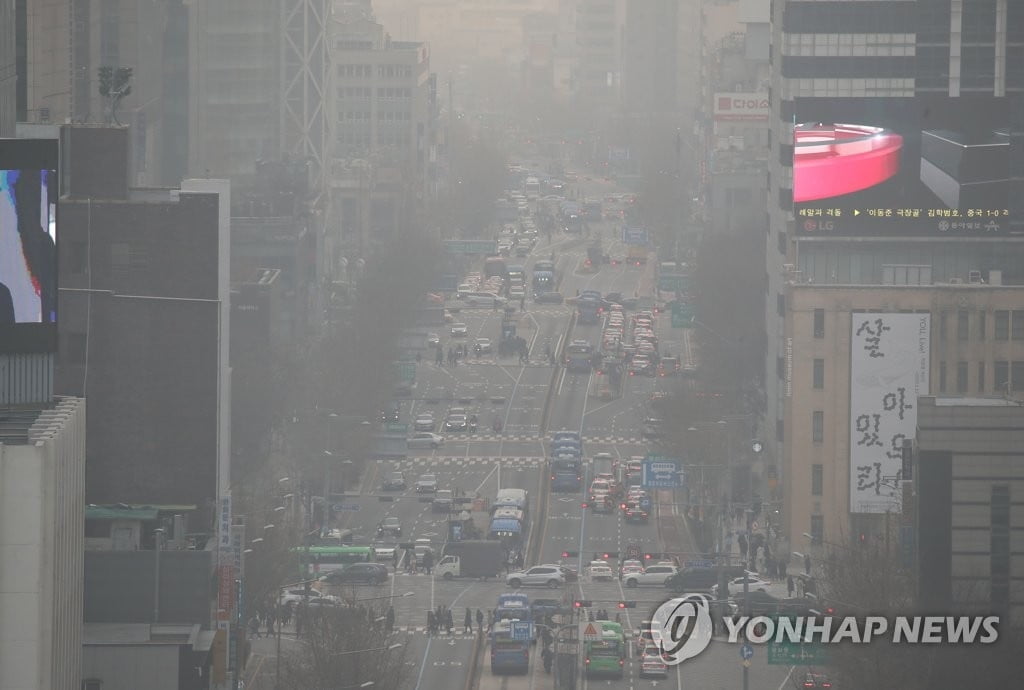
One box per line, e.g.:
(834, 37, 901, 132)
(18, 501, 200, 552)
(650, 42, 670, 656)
(490, 620, 531, 674)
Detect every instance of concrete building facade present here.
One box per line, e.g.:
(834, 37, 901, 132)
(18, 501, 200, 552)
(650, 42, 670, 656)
(0, 0, 13, 136)
(327, 3, 436, 252)
(783, 282, 1024, 550)
(0, 397, 86, 690)
(916, 396, 1024, 626)
(55, 126, 230, 530)
(766, 0, 1024, 552)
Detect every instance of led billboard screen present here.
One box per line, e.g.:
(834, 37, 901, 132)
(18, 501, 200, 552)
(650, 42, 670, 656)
(794, 96, 1012, 236)
(0, 139, 58, 353)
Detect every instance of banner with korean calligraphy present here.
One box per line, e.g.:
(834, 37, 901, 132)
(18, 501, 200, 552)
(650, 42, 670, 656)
(849, 313, 930, 513)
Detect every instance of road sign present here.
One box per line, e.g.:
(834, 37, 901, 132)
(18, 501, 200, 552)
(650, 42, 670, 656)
(384, 422, 408, 434)
(444, 239, 498, 255)
(394, 361, 416, 383)
(332, 504, 361, 512)
(511, 621, 533, 641)
(642, 455, 682, 489)
(658, 275, 689, 293)
(621, 226, 648, 246)
(671, 302, 695, 328)
(582, 622, 601, 641)
(685, 559, 714, 569)
(556, 641, 579, 655)
(740, 643, 754, 660)
(767, 640, 828, 665)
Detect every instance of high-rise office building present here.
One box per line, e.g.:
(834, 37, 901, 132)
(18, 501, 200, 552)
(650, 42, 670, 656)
(767, 1, 1024, 548)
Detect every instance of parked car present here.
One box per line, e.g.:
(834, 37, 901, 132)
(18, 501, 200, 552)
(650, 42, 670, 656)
(407, 432, 445, 449)
(415, 474, 438, 493)
(382, 471, 406, 491)
(506, 565, 566, 589)
(320, 563, 389, 585)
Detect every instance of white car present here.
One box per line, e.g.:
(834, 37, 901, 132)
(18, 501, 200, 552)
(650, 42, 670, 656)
(451, 323, 468, 337)
(623, 563, 678, 588)
(506, 565, 566, 589)
(639, 646, 669, 678)
(620, 560, 644, 578)
(474, 338, 492, 354)
(278, 588, 340, 609)
(509, 285, 526, 299)
(414, 413, 435, 431)
(426, 332, 440, 347)
(589, 562, 615, 581)
(407, 432, 445, 449)
(711, 575, 772, 596)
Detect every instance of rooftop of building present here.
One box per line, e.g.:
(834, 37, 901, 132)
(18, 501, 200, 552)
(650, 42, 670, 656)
(0, 397, 82, 445)
(83, 623, 215, 650)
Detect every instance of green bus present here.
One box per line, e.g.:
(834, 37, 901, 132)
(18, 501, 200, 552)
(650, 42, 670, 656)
(584, 621, 626, 678)
(295, 545, 376, 577)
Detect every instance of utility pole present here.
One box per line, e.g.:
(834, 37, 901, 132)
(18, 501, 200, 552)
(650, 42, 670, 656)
(742, 573, 750, 690)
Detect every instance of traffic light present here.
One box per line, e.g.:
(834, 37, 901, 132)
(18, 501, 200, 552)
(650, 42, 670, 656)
(601, 552, 618, 560)
(617, 601, 637, 609)
(574, 600, 593, 609)
(561, 551, 579, 559)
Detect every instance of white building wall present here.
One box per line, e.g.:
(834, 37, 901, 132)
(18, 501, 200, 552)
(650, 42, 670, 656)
(0, 397, 86, 690)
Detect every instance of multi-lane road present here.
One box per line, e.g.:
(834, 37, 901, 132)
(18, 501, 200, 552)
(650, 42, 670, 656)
(245, 174, 795, 690)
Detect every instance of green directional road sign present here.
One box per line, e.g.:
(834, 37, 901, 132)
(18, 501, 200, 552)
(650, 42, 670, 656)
(444, 239, 498, 255)
(384, 422, 409, 434)
(658, 275, 689, 293)
(671, 302, 695, 328)
(394, 361, 416, 383)
(767, 641, 828, 665)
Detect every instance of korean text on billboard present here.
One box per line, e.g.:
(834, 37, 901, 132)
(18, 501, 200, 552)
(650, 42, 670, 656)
(849, 313, 930, 513)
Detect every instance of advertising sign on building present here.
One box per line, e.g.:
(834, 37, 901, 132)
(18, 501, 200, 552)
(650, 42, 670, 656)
(849, 313, 930, 513)
(714, 93, 769, 122)
(793, 96, 1010, 236)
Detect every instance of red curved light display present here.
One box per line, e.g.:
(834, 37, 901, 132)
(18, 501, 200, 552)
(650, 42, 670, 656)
(793, 123, 903, 203)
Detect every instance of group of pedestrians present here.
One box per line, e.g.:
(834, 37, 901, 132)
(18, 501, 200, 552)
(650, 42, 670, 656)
(426, 606, 489, 636)
(248, 605, 290, 639)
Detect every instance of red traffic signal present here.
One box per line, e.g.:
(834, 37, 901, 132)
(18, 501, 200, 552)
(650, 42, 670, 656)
(561, 551, 578, 559)
(574, 600, 592, 608)
(617, 601, 636, 609)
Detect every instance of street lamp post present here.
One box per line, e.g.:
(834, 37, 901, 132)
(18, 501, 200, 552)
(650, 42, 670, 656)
(153, 528, 165, 623)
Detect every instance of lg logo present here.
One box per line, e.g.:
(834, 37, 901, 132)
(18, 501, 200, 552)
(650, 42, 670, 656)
(653, 596, 715, 664)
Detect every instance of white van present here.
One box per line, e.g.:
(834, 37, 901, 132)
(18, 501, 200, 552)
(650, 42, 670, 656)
(463, 292, 507, 308)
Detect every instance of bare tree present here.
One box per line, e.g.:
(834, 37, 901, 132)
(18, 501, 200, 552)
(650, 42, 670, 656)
(279, 605, 410, 690)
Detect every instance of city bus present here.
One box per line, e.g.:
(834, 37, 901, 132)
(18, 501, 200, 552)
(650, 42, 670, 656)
(584, 621, 626, 678)
(550, 453, 583, 492)
(490, 619, 531, 674)
(565, 339, 595, 373)
(296, 545, 376, 577)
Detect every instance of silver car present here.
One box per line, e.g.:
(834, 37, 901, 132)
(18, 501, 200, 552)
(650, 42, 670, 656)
(505, 565, 565, 589)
